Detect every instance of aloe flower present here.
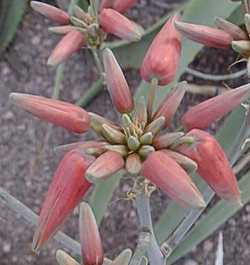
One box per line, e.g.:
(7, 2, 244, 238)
(30, 1, 144, 65)
(56, 203, 132, 265)
(140, 14, 182, 85)
(174, 1, 250, 75)
(10, 45, 250, 250)
(100, 0, 138, 13)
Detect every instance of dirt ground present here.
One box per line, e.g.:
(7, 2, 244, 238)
(1, 1, 250, 265)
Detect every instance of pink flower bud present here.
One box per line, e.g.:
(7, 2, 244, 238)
(181, 83, 250, 130)
(103, 48, 134, 113)
(48, 30, 86, 66)
(100, 0, 137, 13)
(10, 93, 90, 133)
(79, 202, 104, 265)
(140, 14, 182, 85)
(154, 81, 186, 126)
(113, 0, 138, 13)
(175, 20, 233, 49)
(86, 151, 124, 182)
(142, 151, 205, 208)
(99, 9, 144, 41)
(177, 129, 241, 202)
(32, 150, 93, 252)
(30, 1, 70, 24)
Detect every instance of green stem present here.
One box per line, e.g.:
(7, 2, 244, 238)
(92, 48, 104, 75)
(129, 231, 151, 265)
(135, 191, 164, 265)
(76, 78, 103, 107)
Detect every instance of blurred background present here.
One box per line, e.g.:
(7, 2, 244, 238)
(1, 0, 250, 264)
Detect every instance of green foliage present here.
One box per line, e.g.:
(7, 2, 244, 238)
(0, 0, 28, 55)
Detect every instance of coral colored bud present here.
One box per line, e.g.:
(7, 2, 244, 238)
(154, 82, 186, 126)
(103, 48, 134, 113)
(215, 17, 248, 41)
(48, 30, 85, 66)
(79, 202, 104, 265)
(32, 150, 92, 252)
(56, 250, 80, 265)
(177, 129, 241, 202)
(175, 20, 233, 49)
(181, 83, 250, 130)
(100, 0, 113, 10)
(86, 151, 124, 182)
(113, 0, 138, 13)
(140, 14, 182, 85)
(30, 1, 70, 24)
(10, 93, 90, 133)
(153, 132, 184, 149)
(99, 9, 144, 41)
(142, 151, 205, 208)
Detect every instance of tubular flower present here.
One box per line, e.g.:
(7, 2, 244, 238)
(174, 1, 250, 76)
(181, 83, 250, 130)
(56, 203, 132, 265)
(30, 1, 143, 65)
(140, 14, 182, 85)
(10, 49, 249, 252)
(32, 150, 93, 252)
(99, 8, 144, 41)
(79, 202, 104, 265)
(100, 0, 138, 13)
(103, 48, 134, 113)
(177, 129, 241, 202)
(9, 93, 90, 133)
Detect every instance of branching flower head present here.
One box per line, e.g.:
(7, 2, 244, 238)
(9, 14, 250, 253)
(174, 0, 250, 75)
(30, 1, 143, 65)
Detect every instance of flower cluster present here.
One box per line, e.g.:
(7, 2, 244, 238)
(10, 13, 250, 254)
(174, 0, 250, 75)
(30, 0, 143, 65)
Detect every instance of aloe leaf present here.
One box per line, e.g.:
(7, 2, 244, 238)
(0, 0, 28, 55)
(89, 170, 123, 225)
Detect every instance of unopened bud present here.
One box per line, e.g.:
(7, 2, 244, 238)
(215, 17, 248, 40)
(30, 1, 70, 24)
(102, 124, 126, 144)
(138, 145, 155, 158)
(79, 202, 104, 265)
(127, 136, 140, 151)
(175, 20, 233, 49)
(48, 30, 85, 66)
(140, 132, 153, 145)
(86, 151, 124, 182)
(105, 144, 128, 157)
(232, 40, 250, 57)
(163, 150, 198, 173)
(100, 9, 144, 41)
(153, 132, 184, 149)
(145, 116, 165, 136)
(125, 153, 142, 175)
